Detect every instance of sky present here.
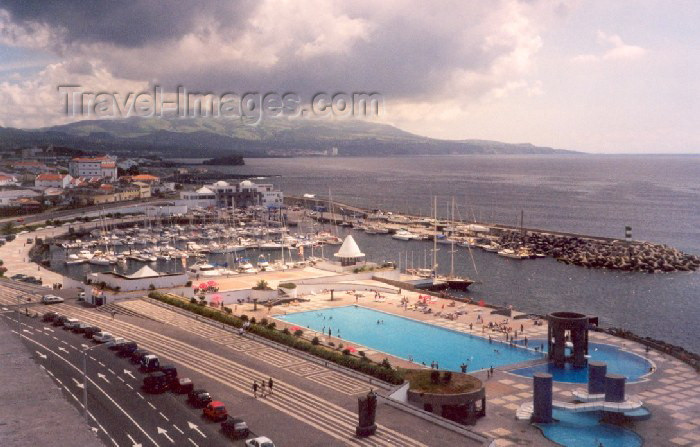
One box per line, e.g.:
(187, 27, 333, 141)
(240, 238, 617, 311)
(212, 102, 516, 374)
(0, 0, 698, 154)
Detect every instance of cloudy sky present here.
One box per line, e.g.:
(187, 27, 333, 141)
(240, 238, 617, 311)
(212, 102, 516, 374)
(0, 0, 698, 153)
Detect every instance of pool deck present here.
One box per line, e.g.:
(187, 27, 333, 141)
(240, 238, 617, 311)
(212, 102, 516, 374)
(233, 280, 700, 447)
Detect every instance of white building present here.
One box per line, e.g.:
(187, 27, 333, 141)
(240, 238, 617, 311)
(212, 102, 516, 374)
(89, 265, 188, 293)
(0, 174, 18, 186)
(35, 173, 73, 189)
(69, 155, 118, 181)
(209, 180, 283, 209)
(177, 186, 217, 209)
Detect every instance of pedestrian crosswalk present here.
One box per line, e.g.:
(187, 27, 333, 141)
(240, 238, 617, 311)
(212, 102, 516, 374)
(118, 299, 377, 396)
(46, 304, 427, 447)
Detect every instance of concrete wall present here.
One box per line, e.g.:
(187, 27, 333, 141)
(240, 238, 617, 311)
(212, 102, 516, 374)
(89, 271, 189, 292)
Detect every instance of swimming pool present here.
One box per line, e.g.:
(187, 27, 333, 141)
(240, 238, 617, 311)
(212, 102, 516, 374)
(510, 340, 652, 383)
(276, 306, 544, 371)
(536, 409, 643, 447)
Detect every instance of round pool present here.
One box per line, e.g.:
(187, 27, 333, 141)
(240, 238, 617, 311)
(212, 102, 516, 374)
(509, 341, 652, 383)
(536, 409, 643, 447)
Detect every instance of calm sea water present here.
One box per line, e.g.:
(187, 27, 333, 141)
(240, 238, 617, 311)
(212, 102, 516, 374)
(210, 155, 700, 353)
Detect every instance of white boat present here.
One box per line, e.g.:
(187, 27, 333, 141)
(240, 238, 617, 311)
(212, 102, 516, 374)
(392, 230, 419, 241)
(89, 256, 111, 266)
(237, 262, 258, 274)
(65, 254, 86, 265)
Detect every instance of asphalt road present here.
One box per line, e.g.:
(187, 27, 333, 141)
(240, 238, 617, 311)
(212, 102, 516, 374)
(4, 312, 245, 447)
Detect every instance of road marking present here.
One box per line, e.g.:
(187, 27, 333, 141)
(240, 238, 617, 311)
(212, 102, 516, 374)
(90, 356, 97, 361)
(107, 368, 115, 375)
(156, 427, 174, 444)
(118, 376, 125, 383)
(97, 372, 110, 384)
(52, 336, 58, 340)
(61, 340, 68, 345)
(172, 425, 184, 435)
(126, 433, 143, 447)
(159, 411, 169, 421)
(187, 422, 206, 439)
(137, 392, 145, 400)
(19, 334, 161, 447)
(188, 438, 199, 447)
(126, 383, 134, 390)
(81, 343, 90, 349)
(22, 329, 32, 333)
(35, 350, 47, 359)
(123, 369, 135, 379)
(71, 377, 84, 389)
(59, 382, 119, 447)
(58, 346, 69, 354)
(44, 326, 54, 332)
(98, 361, 106, 367)
(147, 402, 156, 410)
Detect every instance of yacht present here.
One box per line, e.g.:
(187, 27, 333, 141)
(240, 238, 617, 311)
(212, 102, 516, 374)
(392, 230, 419, 241)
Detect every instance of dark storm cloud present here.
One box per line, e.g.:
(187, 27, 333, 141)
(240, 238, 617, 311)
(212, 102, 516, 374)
(0, 0, 254, 47)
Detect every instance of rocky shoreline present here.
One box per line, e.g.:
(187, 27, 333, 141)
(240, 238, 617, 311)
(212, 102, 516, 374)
(496, 229, 699, 273)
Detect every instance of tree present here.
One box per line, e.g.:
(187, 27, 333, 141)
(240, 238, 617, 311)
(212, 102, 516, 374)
(253, 279, 271, 290)
(1, 222, 15, 235)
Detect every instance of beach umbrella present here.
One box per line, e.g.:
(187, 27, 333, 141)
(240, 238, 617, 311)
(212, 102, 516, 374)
(290, 326, 301, 332)
(347, 346, 357, 352)
(478, 300, 485, 307)
(198, 283, 208, 290)
(207, 280, 217, 286)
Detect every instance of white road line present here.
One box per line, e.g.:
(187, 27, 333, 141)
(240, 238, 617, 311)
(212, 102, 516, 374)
(20, 335, 161, 447)
(188, 439, 199, 447)
(126, 383, 134, 390)
(159, 412, 169, 421)
(172, 425, 184, 435)
(108, 368, 115, 375)
(118, 376, 125, 383)
(58, 380, 119, 447)
(148, 402, 157, 410)
(98, 361, 106, 367)
(137, 392, 145, 400)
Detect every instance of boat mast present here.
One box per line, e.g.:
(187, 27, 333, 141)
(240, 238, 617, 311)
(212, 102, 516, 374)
(450, 197, 455, 278)
(432, 195, 438, 279)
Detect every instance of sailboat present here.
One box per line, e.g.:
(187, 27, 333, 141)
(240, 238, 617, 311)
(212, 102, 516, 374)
(442, 197, 474, 290)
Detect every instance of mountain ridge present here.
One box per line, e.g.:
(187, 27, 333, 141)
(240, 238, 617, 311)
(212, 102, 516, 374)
(0, 117, 580, 157)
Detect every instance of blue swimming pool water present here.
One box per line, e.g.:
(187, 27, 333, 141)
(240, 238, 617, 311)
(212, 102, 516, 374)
(536, 409, 642, 447)
(276, 306, 544, 371)
(510, 340, 651, 383)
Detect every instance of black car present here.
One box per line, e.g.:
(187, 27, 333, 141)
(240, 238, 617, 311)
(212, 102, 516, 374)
(42, 311, 59, 323)
(83, 326, 101, 339)
(159, 365, 178, 385)
(130, 349, 150, 365)
(173, 377, 194, 394)
(143, 372, 169, 394)
(221, 418, 249, 439)
(72, 323, 91, 333)
(11, 274, 27, 281)
(187, 389, 212, 408)
(52, 315, 69, 327)
(117, 341, 138, 357)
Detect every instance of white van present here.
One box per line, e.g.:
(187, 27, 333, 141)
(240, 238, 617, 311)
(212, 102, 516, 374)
(93, 331, 114, 343)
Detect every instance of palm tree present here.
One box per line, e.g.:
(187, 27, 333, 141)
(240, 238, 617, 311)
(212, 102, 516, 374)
(1, 221, 14, 235)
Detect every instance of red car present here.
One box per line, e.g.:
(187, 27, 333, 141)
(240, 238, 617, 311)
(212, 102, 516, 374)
(203, 401, 228, 422)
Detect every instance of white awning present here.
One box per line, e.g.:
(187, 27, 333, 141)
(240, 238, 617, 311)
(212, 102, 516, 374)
(334, 235, 365, 258)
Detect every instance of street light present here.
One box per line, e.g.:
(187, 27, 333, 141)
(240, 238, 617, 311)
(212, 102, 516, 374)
(82, 344, 103, 423)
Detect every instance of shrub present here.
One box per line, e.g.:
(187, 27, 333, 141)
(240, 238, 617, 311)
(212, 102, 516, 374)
(253, 279, 271, 290)
(148, 284, 156, 290)
(267, 322, 276, 329)
(185, 281, 192, 287)
(430, 370, 440, 384)
(442, 371, 452, 384)
(240, 314, 249, 322)
(338, 343, 344, 349)
(328, 341, 335, 347)
(358, 350, 366, 357)
(294, 329, 304, 337)
(260, 318, 268, 326)
(312, 336, 320, 345)
(342, 348, 351, 355)
(250, 317, 256, 324)
(223, 307, 232, 314)
(381, 358, 392, 369)
(278, 282, 297, 289)
(282, 328, 291, 335)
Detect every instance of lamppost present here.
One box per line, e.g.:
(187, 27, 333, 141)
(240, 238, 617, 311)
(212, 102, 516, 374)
(82, 344, 103, 422)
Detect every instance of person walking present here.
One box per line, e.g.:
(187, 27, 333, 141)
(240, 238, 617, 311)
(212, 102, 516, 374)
(268, 377, 274, 395)
(253, 381, 258, 398)
(260, 379, 266, 398)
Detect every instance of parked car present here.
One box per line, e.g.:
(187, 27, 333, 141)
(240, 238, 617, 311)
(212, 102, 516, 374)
(42, 311, 59, 323)
(78, 292, 86, 301)
(11, 274, 27, 281)
(173, 377, 194, 394)
(203, 401, 228, 422)
(143, 372, 169, 394)
(187, 389, 212, 408)
(72, 322, 91, 333)
(130, 349, 150, 364)
(117, 341, 138, 357)
(83, 326, 101, 338)
(93, 331, 114, 343)
(41, 295, 64, 305)
(52, 315, 69, 326)
(106, 337, 126, 349)
(221, 418, 249, 439)
(245, 436, 275, 447)
(63, 318, 80, 329)
(140, 354, 160, 372)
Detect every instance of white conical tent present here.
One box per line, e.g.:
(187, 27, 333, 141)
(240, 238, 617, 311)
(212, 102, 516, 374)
(127, 265, 161, 279)
(334, 235, 365, 262)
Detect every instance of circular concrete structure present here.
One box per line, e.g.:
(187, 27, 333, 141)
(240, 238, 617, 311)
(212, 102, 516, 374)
(547, 311, 590, 368)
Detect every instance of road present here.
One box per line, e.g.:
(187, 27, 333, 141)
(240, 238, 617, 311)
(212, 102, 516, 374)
(3, 311, 242, 447)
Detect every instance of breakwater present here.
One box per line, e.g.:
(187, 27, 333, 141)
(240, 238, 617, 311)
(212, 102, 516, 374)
(496, 229, 699, 273)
